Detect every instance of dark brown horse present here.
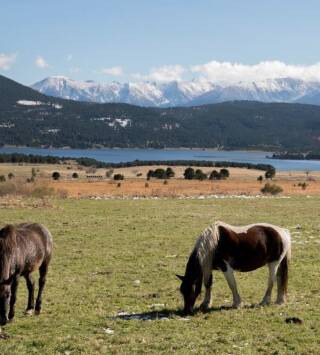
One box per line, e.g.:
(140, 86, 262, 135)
(177, 221, 291, 314)
(0, 223, 53, 325)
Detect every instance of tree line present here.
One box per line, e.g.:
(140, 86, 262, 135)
(0, 153, 275, 172)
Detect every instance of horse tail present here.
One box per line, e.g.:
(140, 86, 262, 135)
(277, 253, 289, 296)
(277, 229, 291, 297)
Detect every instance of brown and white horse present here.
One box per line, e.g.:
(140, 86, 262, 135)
(0, 223, 53, 325)
(177, 221, 291, 314)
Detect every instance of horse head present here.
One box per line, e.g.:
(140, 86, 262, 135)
(0, 224, 16, 325)
(176, 273, 202, 314)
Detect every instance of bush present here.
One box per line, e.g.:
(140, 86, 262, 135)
(52, 172, 61, 180)
(265, 168, 276, 179)
(117, 182, 121, 187)
(0, 175, 6, 182)
(105, 169, 114, 178)
(8, 172, 15, 180)
(194, 169, 207, 180)
(261, 183, 283, 195)
(114, 174, 124, 181)
(147, 167, 175, 179)
(163, 180, 168, 185)
(257, 175, 263, 182)
(220, 168, 230, 179)
(184, 167, 195, 180)
(209, 170, 221, 180)
(298, 182, 308, 190)
(72, 172, 79, 179)
(165, 167, 175, 178)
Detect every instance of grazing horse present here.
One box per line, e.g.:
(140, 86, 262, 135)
(177, 221, 291, 314)
(0, 223, 53, 325)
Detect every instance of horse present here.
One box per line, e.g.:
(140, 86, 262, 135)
(0, 223, 53, 325)
(176, 221, 291, 314)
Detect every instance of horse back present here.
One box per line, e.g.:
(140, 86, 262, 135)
(15, 223, 53, 274)
(214, 224, 285, 272)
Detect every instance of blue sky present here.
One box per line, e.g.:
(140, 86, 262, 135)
(1, 0, 320, 85)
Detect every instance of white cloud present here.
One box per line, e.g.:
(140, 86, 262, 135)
(35, 56, 49, 69)
(0, 53, 16, 70)
(101, 66, 123, 76)
(133, 65, 185, 82)
(190, 60, 320, 84)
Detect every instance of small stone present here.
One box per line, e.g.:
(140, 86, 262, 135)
(102, 327, 114, 334)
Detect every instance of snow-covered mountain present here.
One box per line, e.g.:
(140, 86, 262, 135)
(31, 76, 320, 107)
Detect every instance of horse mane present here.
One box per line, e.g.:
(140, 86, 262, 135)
(191, 222, 221, 274)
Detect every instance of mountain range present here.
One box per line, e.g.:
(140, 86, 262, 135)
(1, 73, 320, 151)
(32, 76, 320, 107)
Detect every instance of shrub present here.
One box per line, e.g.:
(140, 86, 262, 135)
(145, 182, 149, 188)
(261, 183, 283, 195)
(257, 175, 263, 182)
(184, 167, 195, 180)
(8, 172, 15, 180)
(136, 173, 143, 177)
(0, 175, 6, 182)
(165, 167, 175, 178)
(220, 168, 230, 179)
(114, 174, 124, 181)
(117, 182, 121, 187)
(209, 170, 221, 180)
(106, 169, 114, 178)
(147, 168, 175, 179)
(298, 182, 308, 190)
(194, 169, 207, 180)
(31, 168, 37, 178)
(52, 171, 61, 180)
(265, 168, 276, 179)
(72, 172, 79, 179)
(163, 180, 168, 185)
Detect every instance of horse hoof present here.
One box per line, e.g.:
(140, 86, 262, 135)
(232, 303, 241, 309)
(259, 300, 270, 306)
(276, 299, 285, 305)
(199, 304, 210, 312)
(35, 310, 41, 316)
(25, 309, 34, 316)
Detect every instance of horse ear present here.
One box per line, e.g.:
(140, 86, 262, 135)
(176, 274, 185, 281)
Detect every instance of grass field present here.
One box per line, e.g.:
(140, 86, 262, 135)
(0, 196, 319, 354)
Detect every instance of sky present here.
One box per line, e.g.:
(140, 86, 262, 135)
(1, 0, 320, 85)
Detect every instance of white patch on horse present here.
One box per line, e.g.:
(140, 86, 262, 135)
(223, 262, 242, 308)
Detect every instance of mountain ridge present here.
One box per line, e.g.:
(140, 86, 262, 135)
(31, 76, 320, 107)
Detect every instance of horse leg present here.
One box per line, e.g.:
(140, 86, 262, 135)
(260, 261, 279, 305)
(223, 263, 241, 308)
(25, 273, 35, 315)
(200, 273, 213, 311)
(8, 276, 19, 322)
(35, 262, 48, 315)
(276, 254, 289, 304)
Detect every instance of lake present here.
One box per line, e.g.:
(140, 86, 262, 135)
(1, 147, 320, 171)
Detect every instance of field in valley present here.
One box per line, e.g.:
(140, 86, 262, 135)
(0, 196, 319, 354)
(0, 162, 319, 197)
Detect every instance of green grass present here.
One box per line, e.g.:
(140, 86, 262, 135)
(0, 196, 319, 354)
